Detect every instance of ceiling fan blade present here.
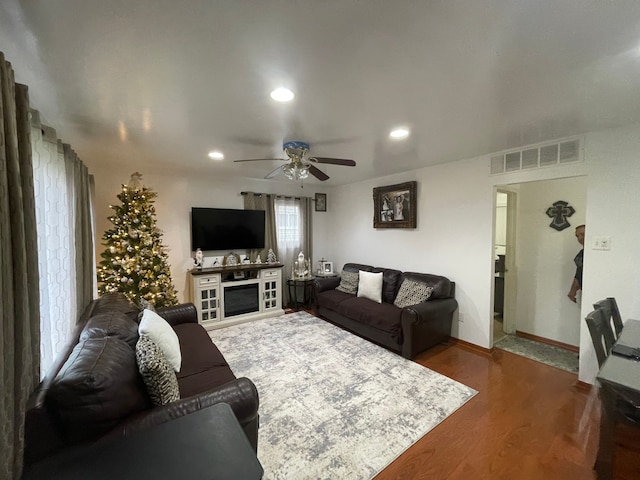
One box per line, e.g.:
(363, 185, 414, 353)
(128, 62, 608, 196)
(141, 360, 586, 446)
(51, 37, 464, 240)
(309, 164, 330, 181)
(265, 165, 284, 179)
(309, 157, 356, 167)
(233, 158, 284, 163)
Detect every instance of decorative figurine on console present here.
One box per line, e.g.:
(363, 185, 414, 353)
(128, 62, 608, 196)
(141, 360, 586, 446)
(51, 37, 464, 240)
(193, 248, 204, 270)
(267, 248, 277, 264)
(255, 254, 262, 264)
(293, 251, 311, 279)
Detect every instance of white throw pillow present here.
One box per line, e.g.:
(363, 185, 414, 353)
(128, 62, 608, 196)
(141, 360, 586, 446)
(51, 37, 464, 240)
(138, 309, 182, 372)
(357, 270, 383, 303)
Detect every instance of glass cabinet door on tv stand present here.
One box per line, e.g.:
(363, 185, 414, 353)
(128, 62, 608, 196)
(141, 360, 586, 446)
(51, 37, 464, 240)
(195, 274, 220, 324)
(261, 268, 282, 312)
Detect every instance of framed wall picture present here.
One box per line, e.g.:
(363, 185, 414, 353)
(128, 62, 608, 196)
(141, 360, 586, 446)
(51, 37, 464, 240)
(373, 181, 417, 229)
(315, 193, 327, 212)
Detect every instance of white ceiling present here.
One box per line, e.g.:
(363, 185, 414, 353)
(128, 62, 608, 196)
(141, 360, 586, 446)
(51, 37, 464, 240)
(3, 0, 640, 186)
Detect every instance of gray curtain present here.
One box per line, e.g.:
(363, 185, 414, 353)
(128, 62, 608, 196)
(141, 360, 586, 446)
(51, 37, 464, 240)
(0, 52, 41, 480)
(63, 143, 94, 314)
(243, 192, 278, 263)
(300, 196, 313, 267)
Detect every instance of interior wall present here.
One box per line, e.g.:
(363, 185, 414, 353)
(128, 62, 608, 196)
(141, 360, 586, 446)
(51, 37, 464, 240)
(580, 123, 640, 383)
(513, 177, 587, 347)
(328, 160, 496, 348)
(89, 165, 330, 303)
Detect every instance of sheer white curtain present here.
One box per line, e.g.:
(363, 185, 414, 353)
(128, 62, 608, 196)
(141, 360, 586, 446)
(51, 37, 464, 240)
(31, 110, 94, 375)
(275, 196, 312, 306)
(31, 115, 73, 375)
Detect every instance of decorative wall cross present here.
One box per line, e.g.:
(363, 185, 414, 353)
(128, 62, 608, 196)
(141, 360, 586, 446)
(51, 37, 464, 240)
(546, 200, 575, 231)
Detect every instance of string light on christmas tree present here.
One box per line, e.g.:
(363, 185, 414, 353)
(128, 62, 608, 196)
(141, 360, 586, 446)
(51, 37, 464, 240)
(97, 172, 178, 308)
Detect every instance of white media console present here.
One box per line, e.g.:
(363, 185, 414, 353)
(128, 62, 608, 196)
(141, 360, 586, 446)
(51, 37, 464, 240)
(189, 263, 284, 330)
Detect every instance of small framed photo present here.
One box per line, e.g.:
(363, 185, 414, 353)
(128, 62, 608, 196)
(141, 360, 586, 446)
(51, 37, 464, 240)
(321, 261, 334, 274)
(373, 181, 417, 229)
(315, 193, 327, 212)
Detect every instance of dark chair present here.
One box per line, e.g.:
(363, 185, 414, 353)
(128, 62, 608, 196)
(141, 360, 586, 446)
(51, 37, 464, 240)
(593, 297, 624, 338)
(585, 308, 616, 367)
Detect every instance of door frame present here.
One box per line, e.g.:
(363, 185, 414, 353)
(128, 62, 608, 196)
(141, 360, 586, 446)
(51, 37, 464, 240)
(501, 189, 517, 335)
(493, 188, 518, 339)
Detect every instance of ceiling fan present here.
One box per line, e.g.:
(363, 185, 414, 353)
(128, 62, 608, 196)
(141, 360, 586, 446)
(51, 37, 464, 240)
(233, 141, 356, 181)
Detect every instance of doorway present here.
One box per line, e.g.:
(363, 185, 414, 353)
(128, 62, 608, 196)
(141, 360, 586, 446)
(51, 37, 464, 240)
(492, 177, 586, 373)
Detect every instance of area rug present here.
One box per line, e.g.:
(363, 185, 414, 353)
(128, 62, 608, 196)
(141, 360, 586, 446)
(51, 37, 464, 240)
(209, 311, 477, 479)
(495, 334, 579, 373)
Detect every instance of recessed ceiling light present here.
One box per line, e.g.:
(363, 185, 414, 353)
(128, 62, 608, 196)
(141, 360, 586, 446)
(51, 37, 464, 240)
(270, 87, 295, 102)
(208, 151, 224, 160)
(390, 128, 410, 139)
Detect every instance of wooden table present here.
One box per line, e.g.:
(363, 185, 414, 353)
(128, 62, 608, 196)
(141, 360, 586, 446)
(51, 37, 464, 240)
(595, 319, 640, 480)
(22, 403, 263, 480)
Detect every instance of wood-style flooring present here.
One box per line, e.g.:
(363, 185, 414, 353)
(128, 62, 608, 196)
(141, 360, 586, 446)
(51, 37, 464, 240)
(374, 342, 600, 480)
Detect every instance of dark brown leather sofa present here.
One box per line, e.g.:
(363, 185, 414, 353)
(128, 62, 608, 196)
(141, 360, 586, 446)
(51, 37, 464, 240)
(314, 262, 457, 359)
(23, 293, 259, 469)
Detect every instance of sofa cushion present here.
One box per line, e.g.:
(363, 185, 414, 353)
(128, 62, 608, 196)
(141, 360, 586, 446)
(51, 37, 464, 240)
(174, 323, 230, 377)
(139, 309, 182, 372)
(177, 366, 238, 399)
(316, 289, 354, 310)
(80, 312, 139, 348)
(342, 263, 374, 274)
(173, 322, 237, 398)
(136, 335, 180, 406)
(371, 267, 403, 303)
(336, 270, 359, 294)
(357, 270, 383, 303)
(89, 293, 141, 323)
(394, 279, 434, 308)
(47, 337, 150, 444)
(335, 297, 403, 337)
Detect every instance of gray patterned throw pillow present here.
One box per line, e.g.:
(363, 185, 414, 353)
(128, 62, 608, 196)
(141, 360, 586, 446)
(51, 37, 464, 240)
(336, 270, 359, 294)
(393, 280, 434, 308)
(136, 334, 180, 406)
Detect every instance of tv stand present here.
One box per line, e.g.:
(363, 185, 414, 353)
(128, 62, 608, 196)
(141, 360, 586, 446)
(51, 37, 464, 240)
(189, 263, 284, 330)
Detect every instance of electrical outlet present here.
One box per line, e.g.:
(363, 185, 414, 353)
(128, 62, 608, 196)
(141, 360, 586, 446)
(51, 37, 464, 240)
(592, 236, 612, 251)
(458, 312, 464, 323)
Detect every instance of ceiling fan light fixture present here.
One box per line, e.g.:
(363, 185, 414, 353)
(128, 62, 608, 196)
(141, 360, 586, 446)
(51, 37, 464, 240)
(270, 87, 295, 102)
(282, 162, 310, 180)
(208, 150, 224, 160)
(283, 163, 295, 180)
(390, 127, 410, 139)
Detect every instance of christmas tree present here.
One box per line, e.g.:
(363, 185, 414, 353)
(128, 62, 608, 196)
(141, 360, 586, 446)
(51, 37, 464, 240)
(97, 173, 178, 308)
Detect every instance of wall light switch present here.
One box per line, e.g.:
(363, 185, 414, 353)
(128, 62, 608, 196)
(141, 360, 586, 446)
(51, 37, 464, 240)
(592, 236, 612, 251)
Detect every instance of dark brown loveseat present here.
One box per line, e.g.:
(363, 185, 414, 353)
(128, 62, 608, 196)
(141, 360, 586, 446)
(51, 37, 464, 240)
(23, 293, 259, 469)
(314, 262, 457, 359)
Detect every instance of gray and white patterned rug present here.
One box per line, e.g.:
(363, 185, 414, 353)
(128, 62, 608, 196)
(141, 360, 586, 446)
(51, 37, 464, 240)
(210, 311, 477, 480)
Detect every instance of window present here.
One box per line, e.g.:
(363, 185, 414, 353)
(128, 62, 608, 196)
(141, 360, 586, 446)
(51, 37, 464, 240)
(275, 200, 301, 248)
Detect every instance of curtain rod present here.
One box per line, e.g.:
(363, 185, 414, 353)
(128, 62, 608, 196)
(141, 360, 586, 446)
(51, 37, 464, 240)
(240, 191, 314, 200)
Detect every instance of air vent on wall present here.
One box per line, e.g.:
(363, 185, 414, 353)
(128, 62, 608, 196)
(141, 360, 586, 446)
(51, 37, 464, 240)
(490, 138, 581, 175)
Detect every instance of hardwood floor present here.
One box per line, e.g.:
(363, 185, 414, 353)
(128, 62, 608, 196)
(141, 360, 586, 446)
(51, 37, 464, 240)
(374, 342, 600, 480)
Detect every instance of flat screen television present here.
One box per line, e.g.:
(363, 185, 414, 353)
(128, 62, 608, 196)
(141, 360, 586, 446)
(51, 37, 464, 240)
(191, 207, 266, 251)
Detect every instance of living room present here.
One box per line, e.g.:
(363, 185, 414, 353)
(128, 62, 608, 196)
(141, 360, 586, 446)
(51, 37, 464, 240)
(3, 1, 640, 479)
